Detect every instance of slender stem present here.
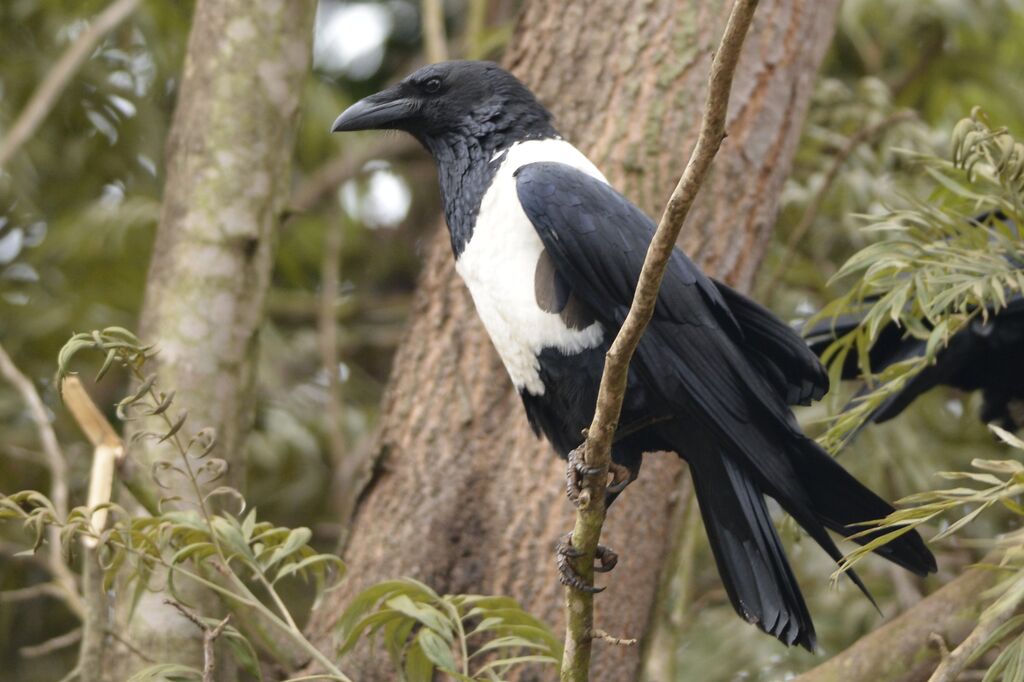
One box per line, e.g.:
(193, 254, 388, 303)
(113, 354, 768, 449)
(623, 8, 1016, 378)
(0, 0, 142, 168)
(129, 367, 352, 680)
(0, 343, 84, 619)
(559, 1, 760, 680)
(757, 110, 917, 298)
(421, 0, 448, 63)
(255, 570, 300, 632)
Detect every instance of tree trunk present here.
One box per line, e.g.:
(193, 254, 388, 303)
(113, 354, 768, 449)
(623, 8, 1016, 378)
(98, 1, 315, 679)
(306, 1, 840, 679)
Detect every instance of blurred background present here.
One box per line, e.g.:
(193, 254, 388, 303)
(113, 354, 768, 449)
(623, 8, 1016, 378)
(1, 0, 1022, 680)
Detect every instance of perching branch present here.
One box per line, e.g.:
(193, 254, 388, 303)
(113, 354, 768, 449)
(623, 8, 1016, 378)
(0, 0, 142, 169)
(559, 1, 760, 680)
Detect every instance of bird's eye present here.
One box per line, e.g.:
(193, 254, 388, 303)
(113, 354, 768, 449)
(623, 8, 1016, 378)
(423, 77, 442, 93)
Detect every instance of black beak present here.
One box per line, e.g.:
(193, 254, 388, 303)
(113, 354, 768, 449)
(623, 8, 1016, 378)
(331, 89, 417, 133)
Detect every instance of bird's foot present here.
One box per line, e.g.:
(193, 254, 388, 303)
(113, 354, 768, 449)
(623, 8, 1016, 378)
(555, 532, 618, 593)
(565, 448, 632, 507)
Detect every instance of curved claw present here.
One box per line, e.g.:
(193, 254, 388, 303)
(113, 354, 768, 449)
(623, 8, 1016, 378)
(566, 449, 637, 507)
(555, 533, 618, 593)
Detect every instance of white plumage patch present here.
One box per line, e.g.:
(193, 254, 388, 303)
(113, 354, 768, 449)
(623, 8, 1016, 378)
(455, 139, 607, 395)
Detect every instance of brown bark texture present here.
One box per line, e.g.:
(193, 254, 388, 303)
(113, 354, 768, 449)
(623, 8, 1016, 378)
(794, 563, 1001, 682)
(101, 1, 316, 679)
(307, 1, 841, 679)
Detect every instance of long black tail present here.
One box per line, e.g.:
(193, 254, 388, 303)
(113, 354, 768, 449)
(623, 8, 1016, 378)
(676, 424, 935, 651)
(688, 451, 817, 650)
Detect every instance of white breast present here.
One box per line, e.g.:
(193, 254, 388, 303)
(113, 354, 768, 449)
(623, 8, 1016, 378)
(455, 139, 607, 395)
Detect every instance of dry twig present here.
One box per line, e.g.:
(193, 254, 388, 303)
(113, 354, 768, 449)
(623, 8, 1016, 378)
(559, 1, 760, 679)
(757, 109, 917, 297)
(165, 599, 231, 682)
(0, 0, 142, 168)
(0, 342, 83, 618)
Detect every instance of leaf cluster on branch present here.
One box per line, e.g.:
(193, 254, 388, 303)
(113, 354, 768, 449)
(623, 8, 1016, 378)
(811, 109, 1024, 452)
(0, 328, 560, 682)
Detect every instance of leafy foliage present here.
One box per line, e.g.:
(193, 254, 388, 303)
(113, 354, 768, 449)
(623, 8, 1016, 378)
(337, 578, 561, 682)
(0, 327, 559, 681)
(809, 110, 1024, 451)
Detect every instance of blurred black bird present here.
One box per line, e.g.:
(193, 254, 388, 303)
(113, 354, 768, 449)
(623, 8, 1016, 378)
(805, 212, 1024, 432)
(332, 60, 936, 650)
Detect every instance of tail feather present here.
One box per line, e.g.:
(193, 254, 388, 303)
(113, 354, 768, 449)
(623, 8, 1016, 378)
(791, 437, 937, 575)
(688, 451, 816, 650)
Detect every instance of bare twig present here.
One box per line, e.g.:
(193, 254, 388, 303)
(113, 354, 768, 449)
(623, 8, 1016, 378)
(559, 2, 759, 679)
(0, 0, 143, 168)
(19, 627, 83, 658)
(421, 0, 449, 63)
(590, 629, 637, 647)
(0, 342, 84, 619)
(165, 599, 231, 682)
(0, 582, 66, 604)
(287, 135, 421, 215)
(319, 223, 346, 468)
(757, 110, 917, 297)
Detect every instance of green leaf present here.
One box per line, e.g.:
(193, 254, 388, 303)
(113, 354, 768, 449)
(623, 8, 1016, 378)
(264, 527, 312, 570)
(416, 628, 459, 673)
(384, 594, 454, 641)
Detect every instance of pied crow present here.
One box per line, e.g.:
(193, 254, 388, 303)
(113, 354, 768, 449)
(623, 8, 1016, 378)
(332, 60, 936, 651)
(805, 212, 1024, 432)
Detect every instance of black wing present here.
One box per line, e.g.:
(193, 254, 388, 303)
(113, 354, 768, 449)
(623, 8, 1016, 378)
(514, 161, 934, 579)
(514, 161, 827, 409)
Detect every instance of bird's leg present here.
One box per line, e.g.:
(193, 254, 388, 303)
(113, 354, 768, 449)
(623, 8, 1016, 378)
(565, 447, 636, 507)
(555, 532, 619, 593)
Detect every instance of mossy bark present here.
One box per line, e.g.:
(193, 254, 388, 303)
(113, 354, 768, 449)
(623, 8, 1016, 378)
(98, 1, 315, 680)
(306, 1, 841, 679)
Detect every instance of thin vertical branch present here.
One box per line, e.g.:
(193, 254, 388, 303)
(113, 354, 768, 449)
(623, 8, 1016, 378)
(559, 1, 760, 680)
(0, 343, 83, 617)
(319, 224, 346, 468)
(422, 0, 449, 63)
(0, 0, 142, 168)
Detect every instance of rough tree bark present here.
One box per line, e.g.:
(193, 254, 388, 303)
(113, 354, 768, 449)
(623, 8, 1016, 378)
(307, 1, 841, 679)
(794, 563, 1001, 682)
(100, 1, 315, 679)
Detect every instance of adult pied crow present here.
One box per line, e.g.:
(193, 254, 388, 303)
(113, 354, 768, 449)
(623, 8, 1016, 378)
(332, 61, 935, 651)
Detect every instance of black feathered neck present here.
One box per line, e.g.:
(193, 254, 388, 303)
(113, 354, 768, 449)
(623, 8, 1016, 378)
(416, 97, 559, 257)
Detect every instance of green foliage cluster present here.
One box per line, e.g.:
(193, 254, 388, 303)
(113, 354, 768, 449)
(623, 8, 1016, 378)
(337, 579, 561, 681)
(0, 328, 559, 681)
(811, 111, 1024, 451)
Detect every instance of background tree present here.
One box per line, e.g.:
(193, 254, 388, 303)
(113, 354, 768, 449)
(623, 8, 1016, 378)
(97, 0, 316, 678)
(304, 1, 843, 679)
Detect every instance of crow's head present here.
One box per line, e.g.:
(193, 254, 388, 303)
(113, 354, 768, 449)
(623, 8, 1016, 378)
(331, 61, 554, 149)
